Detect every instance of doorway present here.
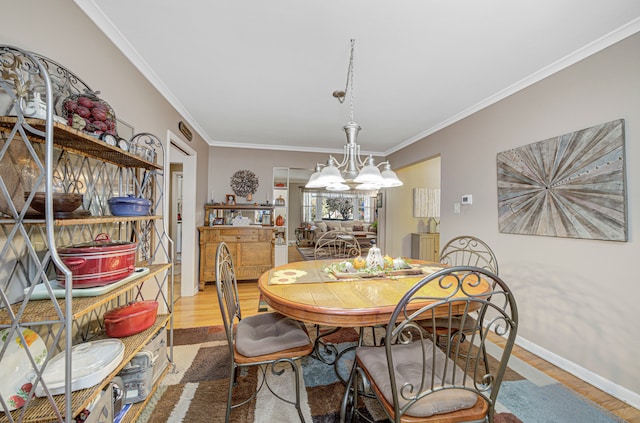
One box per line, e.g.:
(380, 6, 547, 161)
(384, 156, 441, 258)
(171, 169, 183, 264)
(167, 130, 198, 298)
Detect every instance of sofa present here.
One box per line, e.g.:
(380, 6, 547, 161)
(312, 220, 376, 238)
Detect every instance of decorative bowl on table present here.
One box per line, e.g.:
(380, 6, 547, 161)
(324, 256, 418, 279)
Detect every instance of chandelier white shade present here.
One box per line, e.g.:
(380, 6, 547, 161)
(305, 39, 403, 191)
(380, 163, 403, 187)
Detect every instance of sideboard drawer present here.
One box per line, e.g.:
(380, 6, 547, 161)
(198, 228, 219, 242)
(220, 233, 259, 242)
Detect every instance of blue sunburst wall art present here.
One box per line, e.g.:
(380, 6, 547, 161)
(496, 119, 627, 241)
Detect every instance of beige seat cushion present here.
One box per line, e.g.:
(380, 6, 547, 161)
(236, 313, 310, 357)
(357, 339, 478, 417)
(434, 316, 477, 331)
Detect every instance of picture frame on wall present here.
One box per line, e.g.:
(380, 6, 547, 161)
(226, 194, 236, 205)
(116, 118, 134, 141)
(497, 119, 626, 241)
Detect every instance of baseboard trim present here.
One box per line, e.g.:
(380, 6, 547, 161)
(516, 335, 640, 410)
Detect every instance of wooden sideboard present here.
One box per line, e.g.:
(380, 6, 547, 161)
(411, 232, 440, 262)
(198, 225, 275, 289)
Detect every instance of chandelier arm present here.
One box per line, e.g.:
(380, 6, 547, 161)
(333, 145, 350, 169)
(355, 144, 367, 167)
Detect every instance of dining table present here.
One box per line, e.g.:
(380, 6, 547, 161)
(258, 257, 493, 386)
(258, 258, 491, 328)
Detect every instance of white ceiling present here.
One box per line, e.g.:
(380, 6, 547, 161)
(76, 0, 640, 156)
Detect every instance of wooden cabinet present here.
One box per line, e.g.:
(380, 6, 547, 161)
(411, 233, 440, 262)
(199, 226, 274, 289)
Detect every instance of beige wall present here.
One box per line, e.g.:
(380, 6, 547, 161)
(389, 33, 640, 401)
(207, 147, 330, 205)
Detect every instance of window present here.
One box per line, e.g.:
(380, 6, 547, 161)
(301, 190, 375, 223)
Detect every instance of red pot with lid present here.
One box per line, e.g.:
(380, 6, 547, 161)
(104, 300, 158, 337)
(56, 233, 138, 288)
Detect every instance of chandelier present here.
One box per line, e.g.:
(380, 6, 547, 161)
(306, 39, 403, 191)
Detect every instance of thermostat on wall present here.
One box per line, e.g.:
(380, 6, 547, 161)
(461, 194, 473, 205)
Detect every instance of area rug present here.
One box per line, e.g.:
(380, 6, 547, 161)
(137, 326, 626, 423)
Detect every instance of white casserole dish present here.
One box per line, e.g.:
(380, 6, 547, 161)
(35, 339, 124, 397)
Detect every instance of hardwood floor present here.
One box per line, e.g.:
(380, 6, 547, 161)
(172, 246, 640, 422)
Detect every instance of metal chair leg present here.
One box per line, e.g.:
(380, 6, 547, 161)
(225, 364, 235, 422)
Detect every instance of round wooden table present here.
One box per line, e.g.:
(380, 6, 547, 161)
(258, 259, 490, 328)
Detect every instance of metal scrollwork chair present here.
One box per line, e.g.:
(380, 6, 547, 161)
(215, 242, 314, 422)
(312, 230, 366, 362)
(439, 236, 499, 274)
(436, 236, 500, 372)
(340, 266, 518, 423)
(314, 230, 362, 260)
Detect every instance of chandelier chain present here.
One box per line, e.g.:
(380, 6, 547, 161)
(348, 39, 355, 122)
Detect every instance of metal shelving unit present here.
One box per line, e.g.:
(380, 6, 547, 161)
(0, 45, 173, 423)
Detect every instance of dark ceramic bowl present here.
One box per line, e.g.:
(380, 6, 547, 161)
(25, 191, 83, 214)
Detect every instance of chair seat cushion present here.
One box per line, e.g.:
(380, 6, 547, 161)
(434, 316, 477, 331)
(236, 312, 310, 357)
(357, 339, 478, 417)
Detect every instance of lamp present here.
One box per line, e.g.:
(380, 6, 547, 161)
(306, 39, 403, 191)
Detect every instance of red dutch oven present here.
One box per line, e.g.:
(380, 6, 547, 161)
(104, 300, 158, 337)
(56, 233, 138, 288)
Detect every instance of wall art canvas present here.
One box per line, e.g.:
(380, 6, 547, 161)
(497, 119, 627, 241)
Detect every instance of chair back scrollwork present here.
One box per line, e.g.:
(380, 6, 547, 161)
(314, 230, 361, 260)
(439, 235, 499, 274)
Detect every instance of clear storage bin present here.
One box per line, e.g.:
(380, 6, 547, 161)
(145, 327, 168, 384)
(117, 351, 154, 404)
